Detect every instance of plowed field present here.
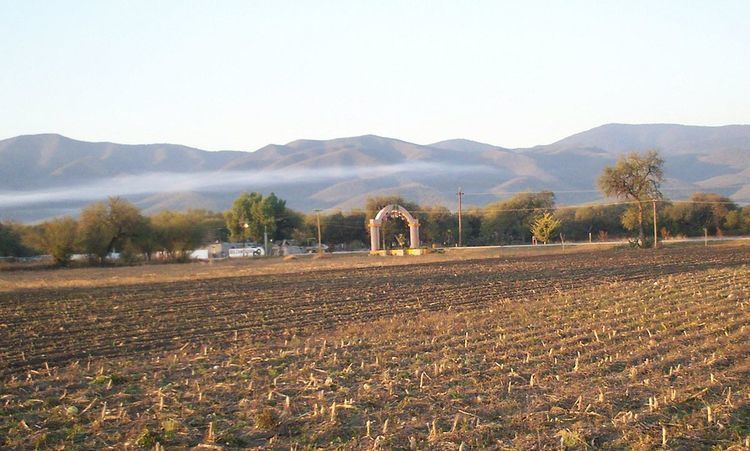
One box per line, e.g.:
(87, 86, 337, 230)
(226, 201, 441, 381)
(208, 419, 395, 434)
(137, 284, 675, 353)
(2, 244, 750, 449)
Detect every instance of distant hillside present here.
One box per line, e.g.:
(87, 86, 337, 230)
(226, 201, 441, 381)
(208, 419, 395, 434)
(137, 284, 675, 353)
(1, 124, 749, 222)
(523, 123, 750, 199)
(535, 123, 750, 158)
(0, 134, 242, 190)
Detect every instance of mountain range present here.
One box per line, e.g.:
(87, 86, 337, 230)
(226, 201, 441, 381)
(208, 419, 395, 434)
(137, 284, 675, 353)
(1, 123, 749, 222)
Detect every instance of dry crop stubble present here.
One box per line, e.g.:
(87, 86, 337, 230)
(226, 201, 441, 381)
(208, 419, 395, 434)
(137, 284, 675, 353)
(1, 244, 750, 448)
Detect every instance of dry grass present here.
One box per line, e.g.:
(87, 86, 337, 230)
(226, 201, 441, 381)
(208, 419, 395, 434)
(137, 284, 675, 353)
(1, 244, 749, 448)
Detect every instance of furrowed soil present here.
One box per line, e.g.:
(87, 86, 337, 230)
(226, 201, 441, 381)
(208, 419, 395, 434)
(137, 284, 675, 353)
(2, 244, 750, 449)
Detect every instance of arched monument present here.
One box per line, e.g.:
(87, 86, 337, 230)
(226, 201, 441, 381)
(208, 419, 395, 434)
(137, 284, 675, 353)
(369, 204, 420, 253)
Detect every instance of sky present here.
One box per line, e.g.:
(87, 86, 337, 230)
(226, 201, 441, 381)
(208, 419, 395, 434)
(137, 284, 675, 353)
(1, 1, 749, 151)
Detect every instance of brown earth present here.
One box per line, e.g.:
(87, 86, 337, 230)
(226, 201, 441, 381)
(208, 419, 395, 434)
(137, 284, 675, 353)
(1, 243, 750, 448)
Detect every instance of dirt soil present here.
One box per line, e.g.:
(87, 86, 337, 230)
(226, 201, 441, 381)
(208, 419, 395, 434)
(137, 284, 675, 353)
(0, 244, 613, 292)
(1, 243, 749, 448)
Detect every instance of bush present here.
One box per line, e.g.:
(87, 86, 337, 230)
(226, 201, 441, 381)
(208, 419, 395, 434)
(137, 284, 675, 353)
(31, 217, 78, 265)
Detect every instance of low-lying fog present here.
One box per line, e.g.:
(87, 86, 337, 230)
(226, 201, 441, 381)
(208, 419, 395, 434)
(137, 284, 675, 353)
(0, 162, 494, 208)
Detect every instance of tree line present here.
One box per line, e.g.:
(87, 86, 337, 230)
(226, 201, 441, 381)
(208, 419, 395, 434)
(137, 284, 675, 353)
(2, 151, 749, 264)
(3, 190, 748, 265)
(0, 199, 228, 265)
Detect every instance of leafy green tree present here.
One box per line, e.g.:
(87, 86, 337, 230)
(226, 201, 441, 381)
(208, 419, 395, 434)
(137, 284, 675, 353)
(663, 192, 737, 236)
(181, 209, 227, 243)
(723, 206, 750, 234)
(724, 210, 742, 232)
(253, 193, 283, 240)
(77, 202, 110, 261)
(151, 210, 205, 259)
(293, 210, 370, 249)
(268, 196, 303, 241)
(559, 204, 628, 241)
(292, 214, 316, 245)
(621, 204, 654, 236)
(78, 197, 143, 263)
(31, 217, 79, 265)
(598, 150, 664, 246)
(317, 210, 368, 246)
(481, 192, 555, 244)
(224, 192, 262, 241)
(420, 206, 457, 246)
(129, 216, 159, 261)
(463, 208, 484, 246)
(225, 192, 299, 243)
(0, 222, 29, 257)
(530, 212, 561, 244)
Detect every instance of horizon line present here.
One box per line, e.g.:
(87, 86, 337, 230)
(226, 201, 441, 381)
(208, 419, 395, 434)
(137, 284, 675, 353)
(4, 121, 750, 153)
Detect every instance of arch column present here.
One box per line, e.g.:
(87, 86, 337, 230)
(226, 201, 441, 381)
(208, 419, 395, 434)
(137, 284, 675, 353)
(409, 220, 420, 249)
(369, 219, 382, 251)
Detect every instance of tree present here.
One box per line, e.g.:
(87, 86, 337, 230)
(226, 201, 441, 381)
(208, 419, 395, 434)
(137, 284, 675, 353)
(0, 222, 28, 257)
(151, 210, 207, 259)
(598, 150, 664, 246)
(224, 192, 299, 243)
(185, 209, 228, 243)
(225, 192, 261, 241)
(268, 197, 303, 241)
(621, 205, 654, 236)
(32, 217, 78, 265)
(463, 208, 484, 246)
(129, 216, 158, 261)
(420, 206, 457, 246)
(310, 210, 368, 247)
(723, 206, 749, 234)
(481, 192, 555, 244)
(77, 202, 110, 261)
(663, 192, 737, 236)
(530, 212, 561, 244)
(78, 197, 143, 263)
(557, 204, 628, 241)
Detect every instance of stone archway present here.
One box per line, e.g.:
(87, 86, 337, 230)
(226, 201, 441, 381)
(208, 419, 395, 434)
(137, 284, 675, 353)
(369, 204, 420, 252)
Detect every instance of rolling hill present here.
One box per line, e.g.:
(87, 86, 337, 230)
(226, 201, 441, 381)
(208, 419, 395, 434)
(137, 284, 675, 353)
(1, 124, 749, 222)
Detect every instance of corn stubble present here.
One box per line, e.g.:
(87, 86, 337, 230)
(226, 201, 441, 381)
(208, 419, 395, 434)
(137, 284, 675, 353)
(1, 245, 750, 448)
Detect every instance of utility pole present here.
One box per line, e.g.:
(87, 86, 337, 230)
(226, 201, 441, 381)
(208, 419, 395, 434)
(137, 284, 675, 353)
(457, 187, 464, 247)
(652, 199, 658, 249)
(314, 209, 323, 254)
(243, 222, 250, 253)
(263, 223, 268, 256)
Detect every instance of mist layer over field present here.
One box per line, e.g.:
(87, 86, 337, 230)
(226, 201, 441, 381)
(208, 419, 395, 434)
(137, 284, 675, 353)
(0, 162, 492, 208)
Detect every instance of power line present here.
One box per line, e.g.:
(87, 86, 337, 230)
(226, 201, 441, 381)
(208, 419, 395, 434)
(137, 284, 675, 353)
(314, 199, 744, 218)
(220, 198, 744, 224)
(404, 200, 640, 214)
(458, 185, 750, 196)
(313, 209, 323, 254)
(667, 200, 742, 205)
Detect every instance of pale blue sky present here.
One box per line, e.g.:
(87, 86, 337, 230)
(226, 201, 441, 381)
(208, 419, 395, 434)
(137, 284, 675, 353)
(1, 1, 748, 151)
